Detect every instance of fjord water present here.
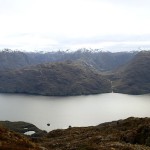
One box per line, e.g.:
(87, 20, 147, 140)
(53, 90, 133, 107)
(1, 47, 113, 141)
(0, 93, 150, 131)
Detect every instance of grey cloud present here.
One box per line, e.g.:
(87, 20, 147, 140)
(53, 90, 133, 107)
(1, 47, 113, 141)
(58, 34, 150, 45)
(104, 0, 150, 8)
(2, 32, 150, 52)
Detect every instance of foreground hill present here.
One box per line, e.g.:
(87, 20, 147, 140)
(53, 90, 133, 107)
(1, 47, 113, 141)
(0, 121, 47, 138)
(0, 124, 40, 150)
(1, 117, 150, 150)
(113, 51, 150, 94)
(40, 117, 150, 150)
(0, 61, 111, 96)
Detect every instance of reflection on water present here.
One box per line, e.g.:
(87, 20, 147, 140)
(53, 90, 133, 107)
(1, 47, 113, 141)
(0, 93, 150, 131)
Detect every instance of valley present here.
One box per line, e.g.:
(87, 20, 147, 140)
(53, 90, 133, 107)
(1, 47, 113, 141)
(0, 49, 150, 150)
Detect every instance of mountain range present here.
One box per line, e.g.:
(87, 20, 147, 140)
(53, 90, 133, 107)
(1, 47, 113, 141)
(0, 49, 137, 71)
(0, 49, 149, 95)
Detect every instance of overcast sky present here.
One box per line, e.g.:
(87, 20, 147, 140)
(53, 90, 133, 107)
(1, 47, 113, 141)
(0, 0, 150, 52)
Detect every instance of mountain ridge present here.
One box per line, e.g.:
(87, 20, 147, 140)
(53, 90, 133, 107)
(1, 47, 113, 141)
(0, 49, 137, 72)
(0, 61, 111, 96)
(113, 51, 150, 94)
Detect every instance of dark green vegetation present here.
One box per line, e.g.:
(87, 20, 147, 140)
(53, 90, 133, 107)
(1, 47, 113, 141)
(113, 51, 150, 94)
(0, 61, 111, 96)
(1, 117, 150, 150)
(0, 49, 149, 95)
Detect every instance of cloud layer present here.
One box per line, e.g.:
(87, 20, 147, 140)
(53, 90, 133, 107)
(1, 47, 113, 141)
(0, 0, 150, 51)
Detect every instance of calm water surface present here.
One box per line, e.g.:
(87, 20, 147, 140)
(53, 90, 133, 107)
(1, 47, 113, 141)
(0, 93, 150, 131)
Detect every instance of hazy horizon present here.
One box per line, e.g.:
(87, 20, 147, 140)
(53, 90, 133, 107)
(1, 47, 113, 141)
(1, 0, 150, 52)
